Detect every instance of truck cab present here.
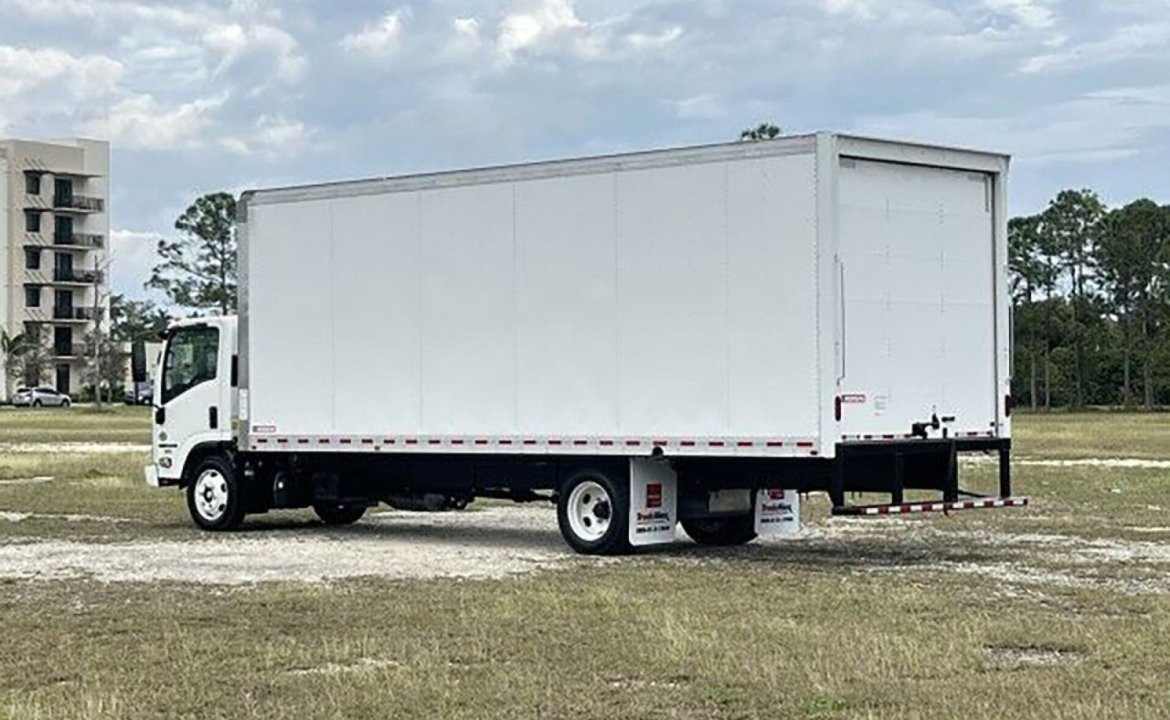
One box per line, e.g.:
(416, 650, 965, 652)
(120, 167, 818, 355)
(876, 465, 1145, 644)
(145, 316, 237, 489)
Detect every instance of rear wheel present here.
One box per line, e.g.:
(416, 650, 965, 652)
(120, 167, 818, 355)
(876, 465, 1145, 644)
(682, 515, 757, 546)
(32, 400, 42, 408)
(557, 470, 630, 556)
(186, 454, 245, 531)
(313, 503, 367, 526)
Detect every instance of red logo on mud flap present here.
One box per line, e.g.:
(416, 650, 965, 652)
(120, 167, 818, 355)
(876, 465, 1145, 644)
(768, 488, 786, 500)
(646, 483, 663, 508)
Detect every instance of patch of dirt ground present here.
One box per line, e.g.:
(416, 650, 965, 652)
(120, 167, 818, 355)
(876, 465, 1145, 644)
(2, 504, 1168, 590)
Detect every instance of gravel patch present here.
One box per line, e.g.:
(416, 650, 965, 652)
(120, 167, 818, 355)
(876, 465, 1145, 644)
(0, 507, 578, 585)
(0, 476, 54, 486)
(983, 646, 1084, 669)
(286, 658, 402, 676)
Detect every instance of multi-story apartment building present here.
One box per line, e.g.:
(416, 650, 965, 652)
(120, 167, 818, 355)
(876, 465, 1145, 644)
(0, 138, 110, 401)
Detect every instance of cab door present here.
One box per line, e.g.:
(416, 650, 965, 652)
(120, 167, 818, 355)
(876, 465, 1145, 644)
(154, 324, 226, 482)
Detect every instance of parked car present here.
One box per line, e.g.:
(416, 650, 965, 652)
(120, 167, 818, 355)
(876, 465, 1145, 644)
(11, 387, 72, 408)
(123, 381, 153, 406)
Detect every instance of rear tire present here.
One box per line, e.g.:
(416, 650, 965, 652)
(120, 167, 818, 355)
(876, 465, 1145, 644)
(186, 454, 245, 531)
(313, 503, 367, 526)
(557, 469, 630, 556)
(682, 515, 757, 546)
(32, 400, 42, 408)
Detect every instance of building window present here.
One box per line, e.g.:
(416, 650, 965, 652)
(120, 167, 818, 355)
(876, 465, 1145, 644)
(25, 248, 41, 270)
(25, 211, 41, 233)
(25, 286, 41, 308)
(25, 172, 42, 195)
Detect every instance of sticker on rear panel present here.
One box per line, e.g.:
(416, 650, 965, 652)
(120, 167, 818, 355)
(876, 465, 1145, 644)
(755, 489, 800, 536)
(628, 459, 678, 546)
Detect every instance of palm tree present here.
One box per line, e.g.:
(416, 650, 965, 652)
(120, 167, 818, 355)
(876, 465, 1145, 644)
(2, 330, 29, 402)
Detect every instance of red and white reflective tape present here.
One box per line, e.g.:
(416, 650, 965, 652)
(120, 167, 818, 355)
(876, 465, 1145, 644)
(841, 431, 998, 442)
(248, 435, 822, 456)
(833, 497, 1029, 517)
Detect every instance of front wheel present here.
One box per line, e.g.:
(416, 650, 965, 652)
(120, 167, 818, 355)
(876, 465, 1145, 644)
(557, 470, 630, 556)
(60, 399, 71, 408)
(186, 454, 245, 531)
(681, 515, 757, 546)
(313, 503, 367, 526)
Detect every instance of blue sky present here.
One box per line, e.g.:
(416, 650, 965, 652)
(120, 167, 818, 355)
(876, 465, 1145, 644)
(2, 0, 1168, 304)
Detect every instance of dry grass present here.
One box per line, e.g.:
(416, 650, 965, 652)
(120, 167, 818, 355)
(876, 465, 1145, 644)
(0, 405, 150, 444)
(1013, 411, 1170, 460)
(0, 412, 1168, 719)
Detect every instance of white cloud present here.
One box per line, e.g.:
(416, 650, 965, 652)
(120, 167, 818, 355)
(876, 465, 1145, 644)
(982, 0, 1056, 30)
(222, 115, 313, 157)
(627, 26, 683, 50)
(823, 0, 876, 21)
(1021, 22, 1170, 73)
(0, 46, 123, 133)
(341, 10, 407, 57)
(88, 93, 228, 151)
(496, 0, 585, 62)
(202, 23, 306, 83)
(0, 46, 122, 98)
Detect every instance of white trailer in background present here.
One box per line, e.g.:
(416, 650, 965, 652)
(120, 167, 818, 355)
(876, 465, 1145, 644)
(145, 133, 1025, 554)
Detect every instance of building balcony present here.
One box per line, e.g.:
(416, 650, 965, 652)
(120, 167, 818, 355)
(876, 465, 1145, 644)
(52, 194, 104, 213)
(53, 268, 103, 284)
(53, 343, 87, 359)
(52, 306, 96, 321)
(53, 232, 105, 248)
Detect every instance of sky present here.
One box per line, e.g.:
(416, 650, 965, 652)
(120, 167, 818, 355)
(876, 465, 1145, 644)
(1, 0, 1168, 304)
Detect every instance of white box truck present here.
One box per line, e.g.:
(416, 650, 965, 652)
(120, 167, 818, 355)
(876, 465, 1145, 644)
(145, 133, 1026, 554)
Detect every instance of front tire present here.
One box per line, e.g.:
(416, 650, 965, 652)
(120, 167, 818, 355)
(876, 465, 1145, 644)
(682, 515, 757, 546)
(186, 454, 245, 531)
(32, 400, 42, 408)
(313, 503, 367, 526)
(557, 470, 630, 556)
(60, 399, 71, 408)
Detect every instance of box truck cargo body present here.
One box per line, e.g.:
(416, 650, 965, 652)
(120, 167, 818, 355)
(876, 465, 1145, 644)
(146, 133, 1025, 554)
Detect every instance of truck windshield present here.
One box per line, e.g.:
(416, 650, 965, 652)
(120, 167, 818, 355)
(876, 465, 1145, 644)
(162, 326, 219, 404)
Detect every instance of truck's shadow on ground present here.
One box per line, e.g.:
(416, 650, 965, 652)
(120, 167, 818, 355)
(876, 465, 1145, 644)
(217, 513, 994, 570)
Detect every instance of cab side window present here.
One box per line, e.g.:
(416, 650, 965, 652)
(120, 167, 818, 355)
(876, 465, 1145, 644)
(162, 327, 219, 404)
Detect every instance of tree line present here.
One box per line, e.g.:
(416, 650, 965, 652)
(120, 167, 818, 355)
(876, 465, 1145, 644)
(1011, 190, 1170, 410)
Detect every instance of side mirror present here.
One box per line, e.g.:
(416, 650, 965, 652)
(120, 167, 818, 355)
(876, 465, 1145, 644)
(131, 340, 147, 384)
(154, 406, 166, 425)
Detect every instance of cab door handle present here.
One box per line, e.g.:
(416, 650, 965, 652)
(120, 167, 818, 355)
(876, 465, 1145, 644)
(209, 406, 218, 430)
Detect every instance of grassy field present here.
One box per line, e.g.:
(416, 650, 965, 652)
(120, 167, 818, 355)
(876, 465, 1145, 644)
(1, 411, 1169, 719)
(0, 405, 151, 444)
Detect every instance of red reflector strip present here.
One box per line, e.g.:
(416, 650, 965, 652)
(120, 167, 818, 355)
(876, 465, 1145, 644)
(832, 497, 1029, 517)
